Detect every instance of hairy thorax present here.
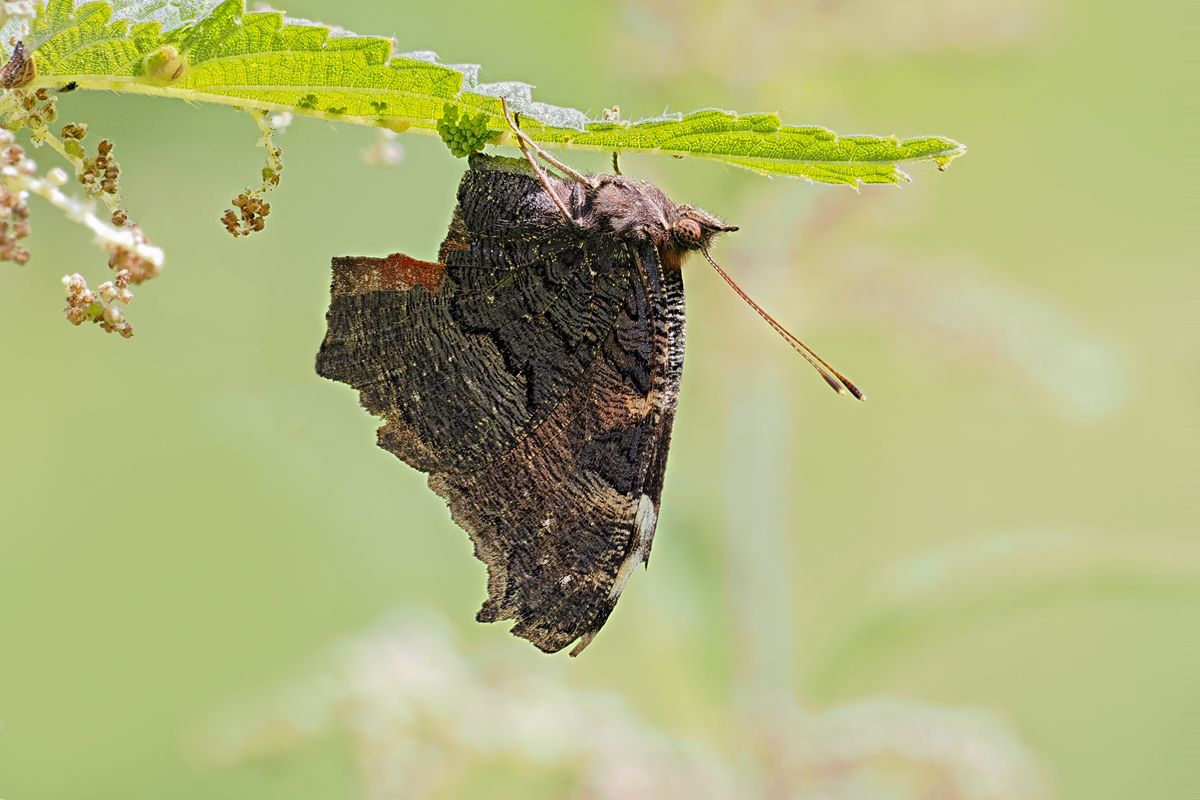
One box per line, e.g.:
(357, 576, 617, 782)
(581, 176, 736, 267)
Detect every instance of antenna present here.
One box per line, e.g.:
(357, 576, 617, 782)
(702, 250, 866, 401)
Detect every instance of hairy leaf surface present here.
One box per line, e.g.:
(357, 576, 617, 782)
(6, 0, 966, 184)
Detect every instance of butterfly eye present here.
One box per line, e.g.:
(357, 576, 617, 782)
(675, 218, 702, 244)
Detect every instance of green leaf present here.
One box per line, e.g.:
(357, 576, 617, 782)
(8, 0, 965, 185)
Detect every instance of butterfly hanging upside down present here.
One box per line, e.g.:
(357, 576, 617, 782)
(315, 102, 862, 656)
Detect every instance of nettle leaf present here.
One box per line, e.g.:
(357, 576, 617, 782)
(7, 0, 965, 185)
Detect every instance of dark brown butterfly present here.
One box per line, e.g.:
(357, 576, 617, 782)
(316, 110, 861, 655)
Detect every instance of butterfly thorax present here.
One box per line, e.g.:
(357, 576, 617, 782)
(573, 175, 736, 269)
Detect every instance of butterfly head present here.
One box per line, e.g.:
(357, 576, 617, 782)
(670, 204, 738, 253)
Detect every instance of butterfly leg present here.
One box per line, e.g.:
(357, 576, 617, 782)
(499, 97, 593, 186)
(500, 97, 599, 195)
(497, 99, 580, 224)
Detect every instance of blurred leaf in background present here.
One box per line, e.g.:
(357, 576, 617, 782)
(0, 0, 1192, 799)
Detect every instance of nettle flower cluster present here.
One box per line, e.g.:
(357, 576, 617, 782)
(60, 217, 159, 338)
(0, 129, 33, 265)
(221, 108, 284, 237)
(62, 269, 133, 337)
(0, 61, 163, 338)
(221, 192, 271, 237)
(0, 40, 286, 339)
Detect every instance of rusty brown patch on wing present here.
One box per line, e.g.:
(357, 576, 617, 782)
(384, 253, 446, 293)
(331, 253, 445, 298)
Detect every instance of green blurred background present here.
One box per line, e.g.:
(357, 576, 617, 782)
(0, 0, 1193, 798)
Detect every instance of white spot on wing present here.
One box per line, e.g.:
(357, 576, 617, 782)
(609, 494, 657, 599)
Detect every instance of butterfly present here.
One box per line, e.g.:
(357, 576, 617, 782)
(315, 107, 862, 655)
